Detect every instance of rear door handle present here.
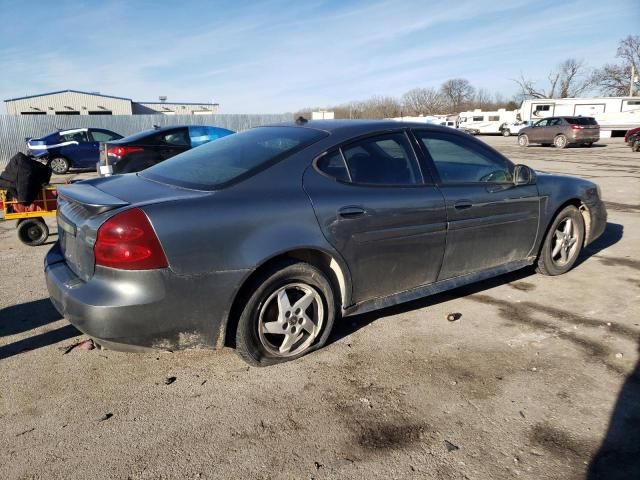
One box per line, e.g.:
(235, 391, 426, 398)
(454, 201, 473, 210)
(338, 206, 366, 218)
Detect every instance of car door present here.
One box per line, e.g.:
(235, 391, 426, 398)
(58, 130, 94, 166)
(528, 118, 550, 142)
(413, 129, 540, 280)
(303, 131, 447, 304)
(546, 118, 564, 140)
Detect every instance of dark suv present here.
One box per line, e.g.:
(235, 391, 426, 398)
(518, 116, 600, 149)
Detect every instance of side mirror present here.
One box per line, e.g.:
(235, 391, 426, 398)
(514, 164, 535, 186)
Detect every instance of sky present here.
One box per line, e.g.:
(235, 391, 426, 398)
(0, 0, 638, 113)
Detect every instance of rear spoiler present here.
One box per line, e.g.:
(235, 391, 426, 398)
(57, 184, 129, 215)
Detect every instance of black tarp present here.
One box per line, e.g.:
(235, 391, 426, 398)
(0, 153, 52, 204)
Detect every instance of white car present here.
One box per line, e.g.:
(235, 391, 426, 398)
(501, 121, 532, 137)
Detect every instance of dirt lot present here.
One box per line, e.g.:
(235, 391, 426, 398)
(1, 136, 638, 480)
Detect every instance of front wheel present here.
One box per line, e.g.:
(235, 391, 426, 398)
(502, 129, 511, 137)
(17, 218, 49, 246)
(554, 134, 568, 149)
(49, 157, 70, 174)
(518, 134, 529, 147)
(235, 261, 336, 366)
(632, 139, 640, 152)
(536, 205, 584, 276)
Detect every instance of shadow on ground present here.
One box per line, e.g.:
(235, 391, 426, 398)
(0, 298, 80, 360)
(587, 350, 640, 480)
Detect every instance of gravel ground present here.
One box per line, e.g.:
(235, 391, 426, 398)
(1, 136, 638, 480)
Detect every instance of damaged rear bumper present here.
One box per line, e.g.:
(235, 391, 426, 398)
(44, 243, 248, 352)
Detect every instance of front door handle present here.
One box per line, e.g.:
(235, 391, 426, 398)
(454, 201, 473, 210)
(338, 206, 366, 218)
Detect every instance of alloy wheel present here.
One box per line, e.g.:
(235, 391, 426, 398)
(551, 217, 579, 267)
(257, 283, 324, 357)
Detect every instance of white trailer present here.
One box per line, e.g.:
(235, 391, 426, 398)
(518, 97, 640, 137)
(457, 108, 517, 134)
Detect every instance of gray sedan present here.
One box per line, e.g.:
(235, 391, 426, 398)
(45, 120, 607, 365)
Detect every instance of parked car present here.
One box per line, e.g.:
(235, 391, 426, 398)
(518, 116, 600, 148)
(27, 128, 123, 174)
(46, 120, 607, 366)
(500, 120, 532, 137)
(98, 125, 234, 175)
(624, 126, 640, 151)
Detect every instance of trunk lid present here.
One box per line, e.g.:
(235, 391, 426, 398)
(56, 174, 209, 280)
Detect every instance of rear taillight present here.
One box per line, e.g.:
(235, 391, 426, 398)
(94, 208, 168, 270)
(107, 145, 144, 157)
(571, 125, 585, 129)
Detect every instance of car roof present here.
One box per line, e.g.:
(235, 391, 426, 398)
(267, 119, 456, 136)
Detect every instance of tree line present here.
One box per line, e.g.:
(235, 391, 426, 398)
(297, 35, 639, 120)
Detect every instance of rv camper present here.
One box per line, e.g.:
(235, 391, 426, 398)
(457, 108, 517, 134)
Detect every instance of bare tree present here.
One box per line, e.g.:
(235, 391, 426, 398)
(401, 87, 447, 115)
(593, 35, 640, 96)
(514, 58, 594, 99)
(440, 78, 475, 111)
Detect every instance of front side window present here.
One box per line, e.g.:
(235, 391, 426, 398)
(341, 133, 421, 185)
(91, 130, 121, 142)
(535, 119, 550, 127)
(142, 126, 328, 190)
(415, 131, 513, 184)
(549, 118, 562, 126)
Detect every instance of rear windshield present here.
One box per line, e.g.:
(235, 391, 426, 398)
(565, 117, 598, 125)
(140, 126, 328, 190)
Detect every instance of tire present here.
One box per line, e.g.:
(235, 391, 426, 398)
(583, 142, 593, 148)
(536, 205, 584, 276)
(17, 218, 49, 246)
(553, 134, 568, 149)
(235, 260, 336, 366)
(632, 139, 640, 152)
(502, 129, 511, 137)
(49, 157, 70, 174)
(518, 134, 529, 147)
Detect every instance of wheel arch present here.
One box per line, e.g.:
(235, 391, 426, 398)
(536, 198, 591, 258)
(223, 247, 351, 348)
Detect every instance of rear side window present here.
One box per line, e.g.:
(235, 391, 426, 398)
(341, 133, 421, 185)
(565, 117, 598, 125)
(162, 128, 190, 146)
(317, 151, 350, 182)
(60, 130, 89, 143)
(141, 126, 328, 190)
(91, 130, 122, 142)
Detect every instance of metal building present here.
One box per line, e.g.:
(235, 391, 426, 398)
(4, 90, 219, 115)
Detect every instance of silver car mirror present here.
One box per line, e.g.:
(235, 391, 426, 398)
(514, 164, 535, 186)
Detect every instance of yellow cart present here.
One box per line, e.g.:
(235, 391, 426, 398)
(0, 185, 58, 246)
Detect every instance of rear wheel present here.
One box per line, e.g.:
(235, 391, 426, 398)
(49, 157, 70, 174)
(518, 134, 529, 147)
(536, 205, 584, 276)
(235, 261, 336, 366)
(554, 134, 568, 149)
(502, 129, 511, 137)
(17, 218, 49, 246)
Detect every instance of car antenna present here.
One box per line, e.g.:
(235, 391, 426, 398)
(153, 124, 161, 130)
(295, 116, 308, 125)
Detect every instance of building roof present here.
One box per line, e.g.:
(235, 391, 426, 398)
(4, 89, 133, 102)
(136, 101, 219, 106)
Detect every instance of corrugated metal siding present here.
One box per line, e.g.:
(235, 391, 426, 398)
(5, 91, 133, 115)
(0, 114, 293, 168)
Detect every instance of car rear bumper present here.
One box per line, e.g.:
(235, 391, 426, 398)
(44, 242, 248, 351)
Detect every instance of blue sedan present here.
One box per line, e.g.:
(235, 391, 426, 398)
(27, 128, 123, 174)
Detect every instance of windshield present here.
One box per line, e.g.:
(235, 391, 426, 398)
(141, 126, 328, 190)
